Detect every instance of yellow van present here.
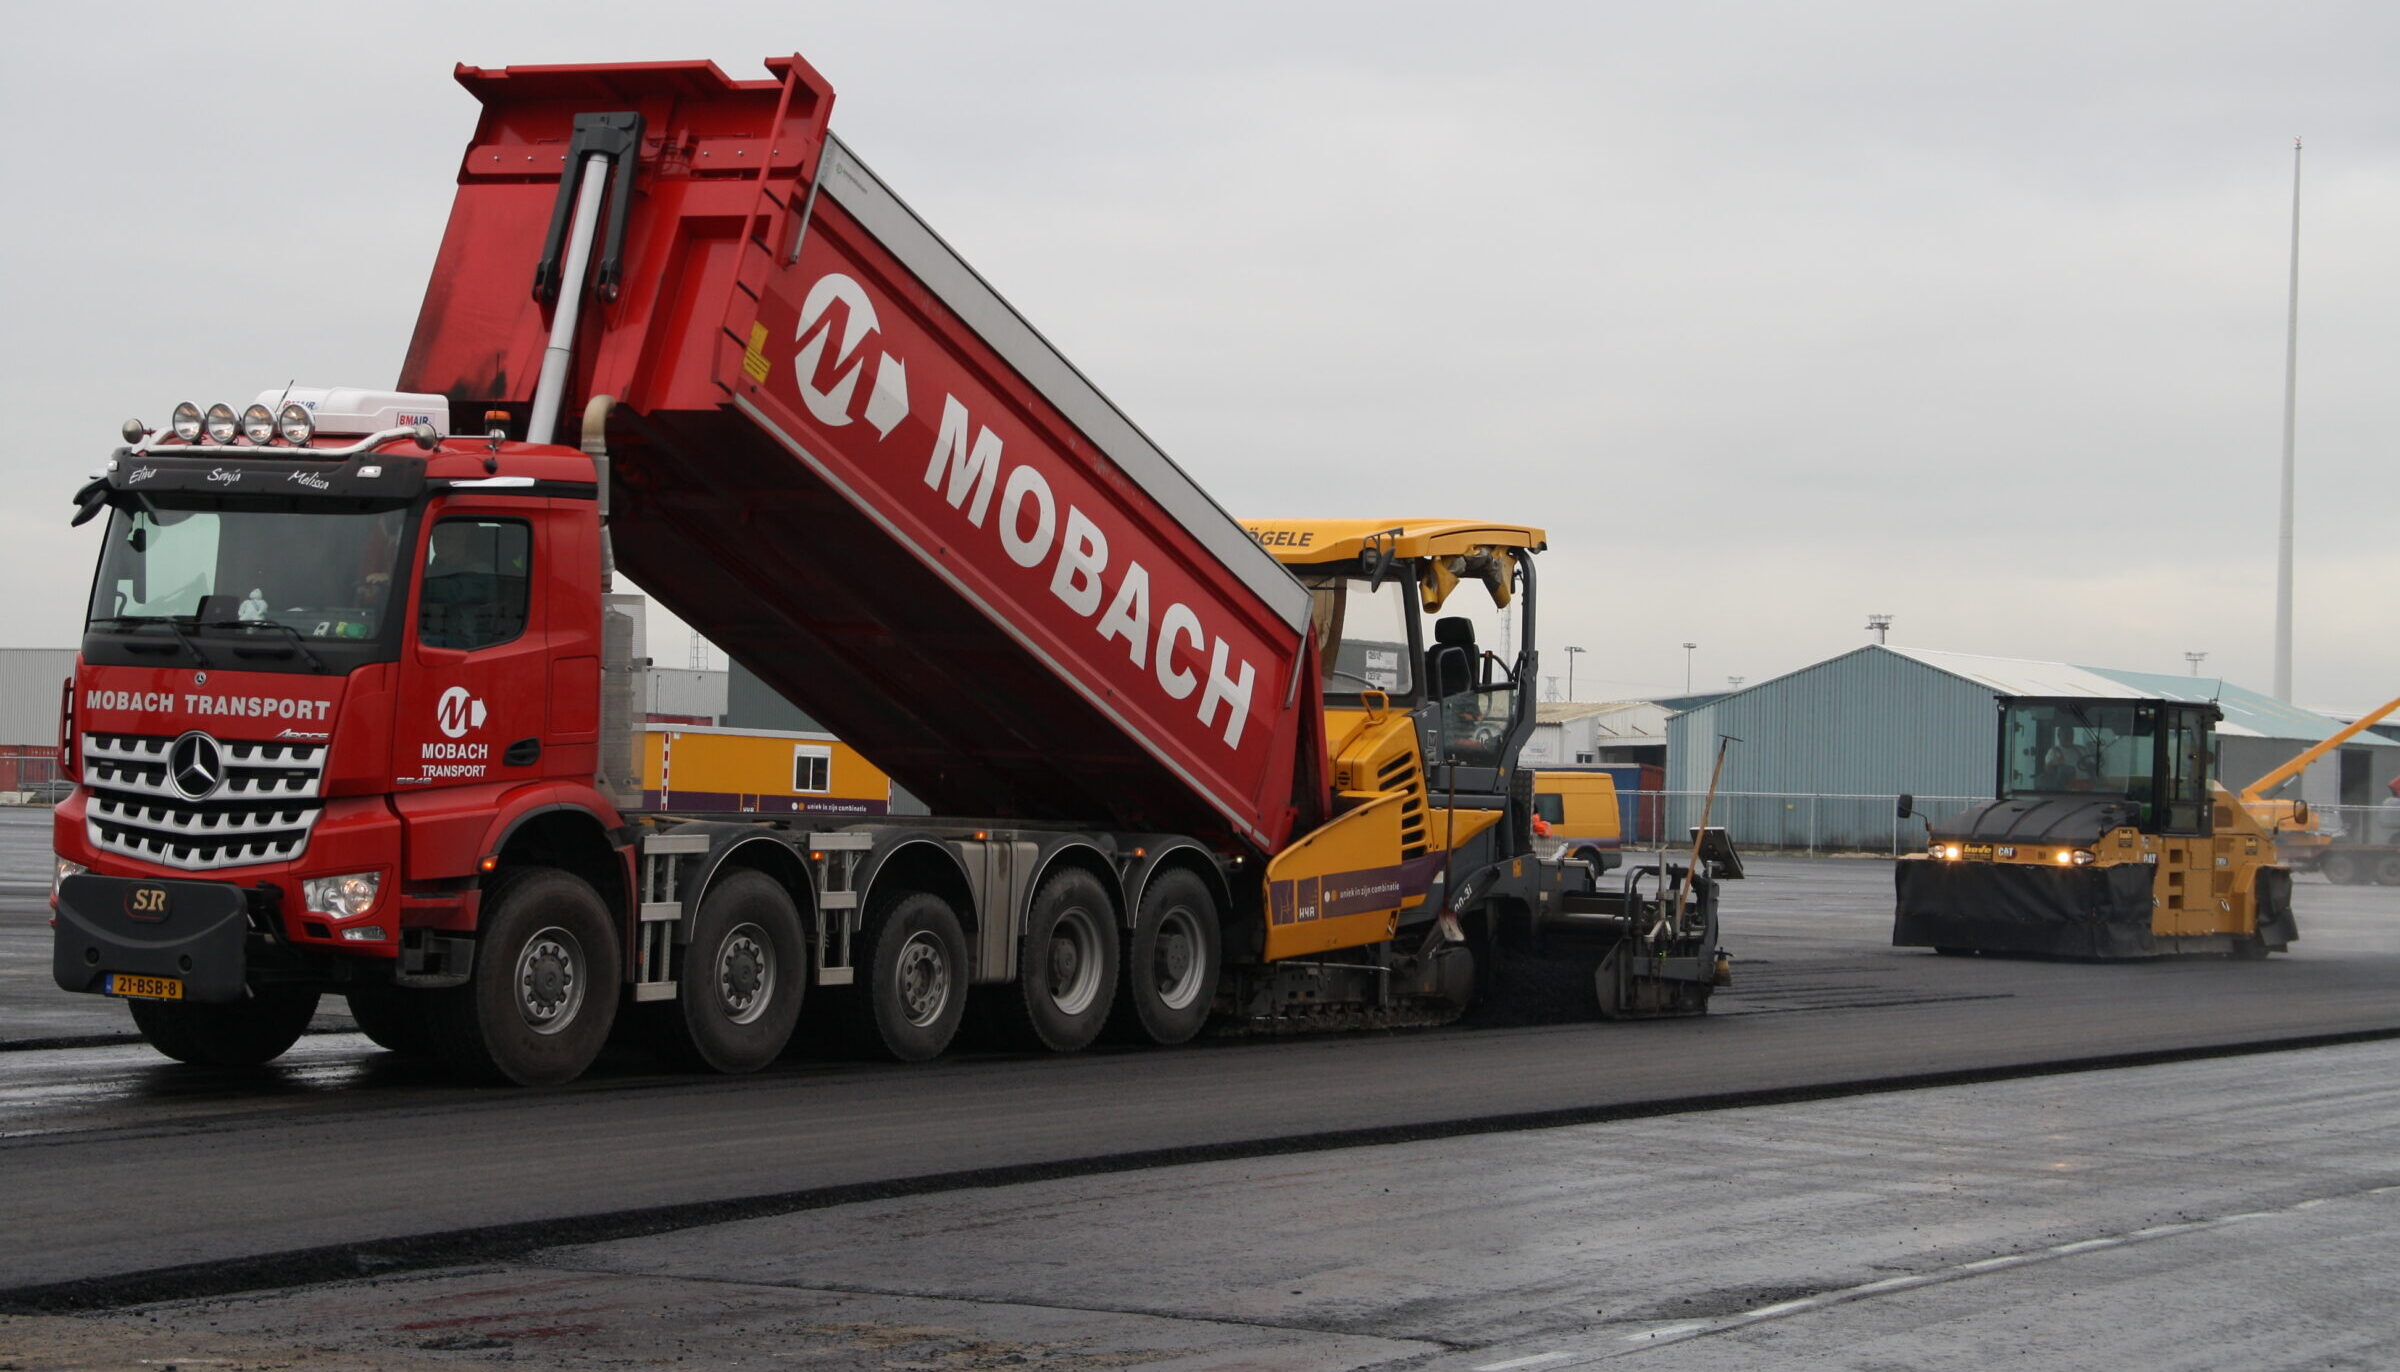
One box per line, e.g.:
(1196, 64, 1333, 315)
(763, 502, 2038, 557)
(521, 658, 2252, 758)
(1533, 770, 1623, 870)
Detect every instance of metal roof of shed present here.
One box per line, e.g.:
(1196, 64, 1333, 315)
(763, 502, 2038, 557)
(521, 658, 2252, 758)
(1877, 646, 2359, 743)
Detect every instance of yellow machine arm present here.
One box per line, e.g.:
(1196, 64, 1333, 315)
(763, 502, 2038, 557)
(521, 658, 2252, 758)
(2239, 691, 2400, 805)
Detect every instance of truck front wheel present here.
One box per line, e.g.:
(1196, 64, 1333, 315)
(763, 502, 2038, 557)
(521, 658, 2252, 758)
(2320, 852, 2362, 886)
(130, 987, 319, 1067)
(347, 988, 435, 1057)
(429, 868, 620, 1086)
(662, 870, 807, 1073)
(1110, 869, 1219, 1046)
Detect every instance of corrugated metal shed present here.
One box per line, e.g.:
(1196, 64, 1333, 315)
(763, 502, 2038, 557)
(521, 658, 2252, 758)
(1664, 644, 2400, 847)
(1667, 646, 1998, 800)
(0, 649, 77, 746)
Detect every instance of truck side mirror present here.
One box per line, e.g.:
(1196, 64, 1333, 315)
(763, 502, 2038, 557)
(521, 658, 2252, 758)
(1895, 793, 1915, 820)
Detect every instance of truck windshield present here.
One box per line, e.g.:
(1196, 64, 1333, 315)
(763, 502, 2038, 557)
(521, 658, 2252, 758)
(1301, 574, 1415, 698)
(87, 501, 410, 641)
(2002, 701, 2148, 798)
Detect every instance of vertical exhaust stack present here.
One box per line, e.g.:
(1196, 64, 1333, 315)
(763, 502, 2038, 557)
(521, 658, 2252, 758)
(583, 394, 643, 813)
(598, 592, 647, 814)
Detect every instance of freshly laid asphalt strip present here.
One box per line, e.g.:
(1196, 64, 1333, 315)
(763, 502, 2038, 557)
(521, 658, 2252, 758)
(4, 1026, 2397, 1316)
(4, 1037, 2395, 1370)
(4, 831, 2397, 1309)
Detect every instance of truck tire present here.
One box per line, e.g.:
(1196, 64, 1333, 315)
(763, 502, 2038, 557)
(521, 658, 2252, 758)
(347, 988, 435, 1058)
(130, 987, 319, 1067)
(1109, 868, 1219, 1046)
(2375, 854, 2400, 886)
(2320, 852, 2362, 886)
(428, 867, 620, 1086)
(995, 869, 1120, 1053)
(851, 889, 968, 1062)
(660, 870, 807, 1073)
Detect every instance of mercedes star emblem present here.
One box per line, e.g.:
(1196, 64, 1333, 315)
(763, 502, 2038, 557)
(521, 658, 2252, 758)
(168, 731, 224, 801)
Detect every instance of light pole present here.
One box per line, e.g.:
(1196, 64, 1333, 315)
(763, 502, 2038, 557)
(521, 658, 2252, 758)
(1682, 642, 1697, 694)
(2186, 651, 2208, 676)
(1563, 645, 1585, 702)
(1866, 613, 1892, 645)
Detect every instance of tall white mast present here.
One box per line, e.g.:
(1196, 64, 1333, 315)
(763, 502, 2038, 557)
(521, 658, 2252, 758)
(2273, 137, 2302, 701)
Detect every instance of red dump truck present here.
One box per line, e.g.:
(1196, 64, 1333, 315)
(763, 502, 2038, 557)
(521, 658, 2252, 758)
(52, 56, 1727, 1084)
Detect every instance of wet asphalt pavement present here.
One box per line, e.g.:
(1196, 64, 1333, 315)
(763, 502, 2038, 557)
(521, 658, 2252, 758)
(3, 806, 2397, 1368)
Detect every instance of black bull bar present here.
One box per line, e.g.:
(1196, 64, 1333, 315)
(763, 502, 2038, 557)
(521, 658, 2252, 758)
(53, 873, 252, 1003)
(1893, 859, 2158, 958)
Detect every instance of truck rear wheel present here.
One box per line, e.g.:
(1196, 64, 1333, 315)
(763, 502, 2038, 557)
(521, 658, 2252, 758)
(2321, 852, 2362, 886)
(1109, 869, 1219, 1046)
(130, 987, 319, 1067)
(2375, 854, 2400, 886)
(997, 869, 1120, 1053)
(661, 870, 807, 1073)
(852, 890, 968, 1062)
(429, 867, 620, 1086)
(347, 988, 435, 1058)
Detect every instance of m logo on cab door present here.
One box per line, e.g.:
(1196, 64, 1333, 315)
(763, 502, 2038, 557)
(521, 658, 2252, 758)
(436, 687, 488, 740)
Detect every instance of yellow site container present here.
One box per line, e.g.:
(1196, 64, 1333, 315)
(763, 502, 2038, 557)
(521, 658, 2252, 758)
(642, 725, 893, 817)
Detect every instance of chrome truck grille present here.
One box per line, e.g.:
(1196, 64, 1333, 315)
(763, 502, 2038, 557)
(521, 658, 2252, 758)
(80, 732, 327, 871)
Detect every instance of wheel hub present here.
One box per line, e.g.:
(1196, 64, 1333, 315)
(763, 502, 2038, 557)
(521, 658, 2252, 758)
(896, 932, 950, 1027)
(717, 925, 772, 1023)
(1151, 908, 1206, 1011)
(515, 928, 584, 1035)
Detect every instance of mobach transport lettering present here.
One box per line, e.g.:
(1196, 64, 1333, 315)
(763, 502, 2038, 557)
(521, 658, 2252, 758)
(86, 690, 332, 721)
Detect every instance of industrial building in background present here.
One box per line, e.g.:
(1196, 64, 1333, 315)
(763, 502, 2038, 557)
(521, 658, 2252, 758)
(0, 648, 78, 796)
(1665, 645, 2399, 851)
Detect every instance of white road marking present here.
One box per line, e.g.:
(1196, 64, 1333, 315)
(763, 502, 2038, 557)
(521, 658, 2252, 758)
(1474, 1353, 1579, 1371)
(1588, 1181, 2400, 1360)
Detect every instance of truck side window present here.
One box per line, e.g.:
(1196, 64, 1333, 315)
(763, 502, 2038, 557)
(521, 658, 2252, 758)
(1534, 793, 1564, 824)
(419, 519, 531, 651)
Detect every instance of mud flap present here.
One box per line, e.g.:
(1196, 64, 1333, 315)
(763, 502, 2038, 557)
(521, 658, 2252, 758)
(2253, 866, 2299, 951)
(1893, 860, 2156, 958)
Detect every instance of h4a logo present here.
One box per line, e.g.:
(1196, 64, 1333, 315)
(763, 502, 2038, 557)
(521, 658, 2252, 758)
(436, 686, 488, 740)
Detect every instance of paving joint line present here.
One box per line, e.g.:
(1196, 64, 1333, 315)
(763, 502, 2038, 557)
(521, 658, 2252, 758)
(2, 1025, 2396, 1315)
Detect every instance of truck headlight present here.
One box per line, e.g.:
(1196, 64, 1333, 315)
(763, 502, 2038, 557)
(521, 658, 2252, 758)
(51, 857, 86, 908)
(2069, 849, 2096, 866)
(203, 403, 239, 444)
(241, 404, 277, 444)
(303, 871, 381, 919)
(170, 401, 204, 441)
(1935, 843, 1962, 860)
(278, 403, 315, 444)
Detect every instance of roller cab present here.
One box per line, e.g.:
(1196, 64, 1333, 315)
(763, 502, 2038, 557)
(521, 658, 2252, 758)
(1895, 695, 2296, 958)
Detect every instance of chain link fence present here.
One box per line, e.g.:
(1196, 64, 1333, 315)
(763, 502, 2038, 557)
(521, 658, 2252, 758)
(1620, 790, 1991, 857)
(0, 749, 67, 805)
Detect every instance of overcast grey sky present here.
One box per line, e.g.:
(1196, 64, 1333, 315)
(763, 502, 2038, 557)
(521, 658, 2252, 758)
(4, 1, 2392, 707)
